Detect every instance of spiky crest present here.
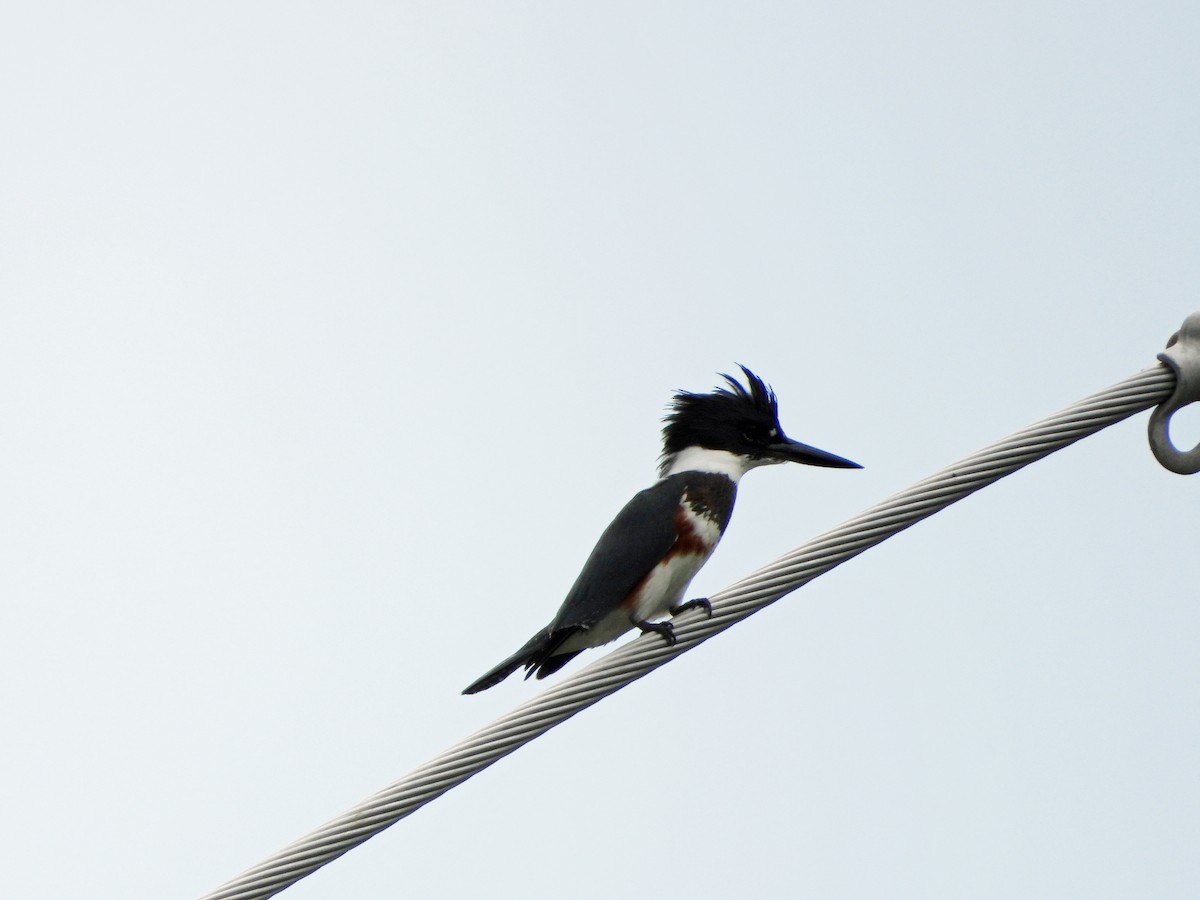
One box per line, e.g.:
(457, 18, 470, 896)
(659, 364, 784, 474)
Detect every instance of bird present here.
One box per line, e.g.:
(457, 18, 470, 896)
(462, 365, 861, 694)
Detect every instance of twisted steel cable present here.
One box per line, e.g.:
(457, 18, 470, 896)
(201, 362, 1175, 900)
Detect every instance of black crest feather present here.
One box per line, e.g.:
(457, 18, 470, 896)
(659, 364, 783, 470)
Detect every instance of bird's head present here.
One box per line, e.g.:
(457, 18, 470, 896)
(659, 365, 862, 478)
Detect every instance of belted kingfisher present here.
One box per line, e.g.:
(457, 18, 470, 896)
(462, 365, 860, 694)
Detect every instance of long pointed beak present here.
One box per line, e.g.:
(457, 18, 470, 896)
(767, 438, 862, 469)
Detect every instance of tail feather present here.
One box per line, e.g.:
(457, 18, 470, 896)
(527, 648, 581, 681)
(462, 626, 582, 694)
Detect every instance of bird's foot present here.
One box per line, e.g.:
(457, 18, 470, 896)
(635, 619, 677, 646)
(669, 597, 713, 618)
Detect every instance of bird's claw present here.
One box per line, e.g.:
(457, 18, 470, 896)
(635, 619, 677, 646)
(634, 599, 712, 649)
(669, 597, 713, 618)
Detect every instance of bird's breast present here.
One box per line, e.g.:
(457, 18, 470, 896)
(622, 498, 724, 622)
(672, 498, 724, 555)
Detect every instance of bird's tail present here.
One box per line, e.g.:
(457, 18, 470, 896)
(462, 627, 582, 694)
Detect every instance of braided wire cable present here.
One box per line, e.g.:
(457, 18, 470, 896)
(201, 362, 1175, 900)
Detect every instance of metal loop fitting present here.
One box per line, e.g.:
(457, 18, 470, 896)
(1148, 310, 1200, 474)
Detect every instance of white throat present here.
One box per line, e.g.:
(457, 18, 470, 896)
(661, 446, 775, 482)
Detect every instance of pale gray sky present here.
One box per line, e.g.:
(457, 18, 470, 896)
(1, 3, 1197, 898)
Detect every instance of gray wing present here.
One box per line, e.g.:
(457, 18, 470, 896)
(549, 474, 688, 630)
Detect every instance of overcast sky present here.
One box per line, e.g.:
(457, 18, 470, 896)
(2, 3, 1198, 899)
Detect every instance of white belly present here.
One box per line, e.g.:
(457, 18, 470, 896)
(628, 549, 709, 622)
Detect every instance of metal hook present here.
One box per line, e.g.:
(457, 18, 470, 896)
(1148, 311, 1200, 475)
